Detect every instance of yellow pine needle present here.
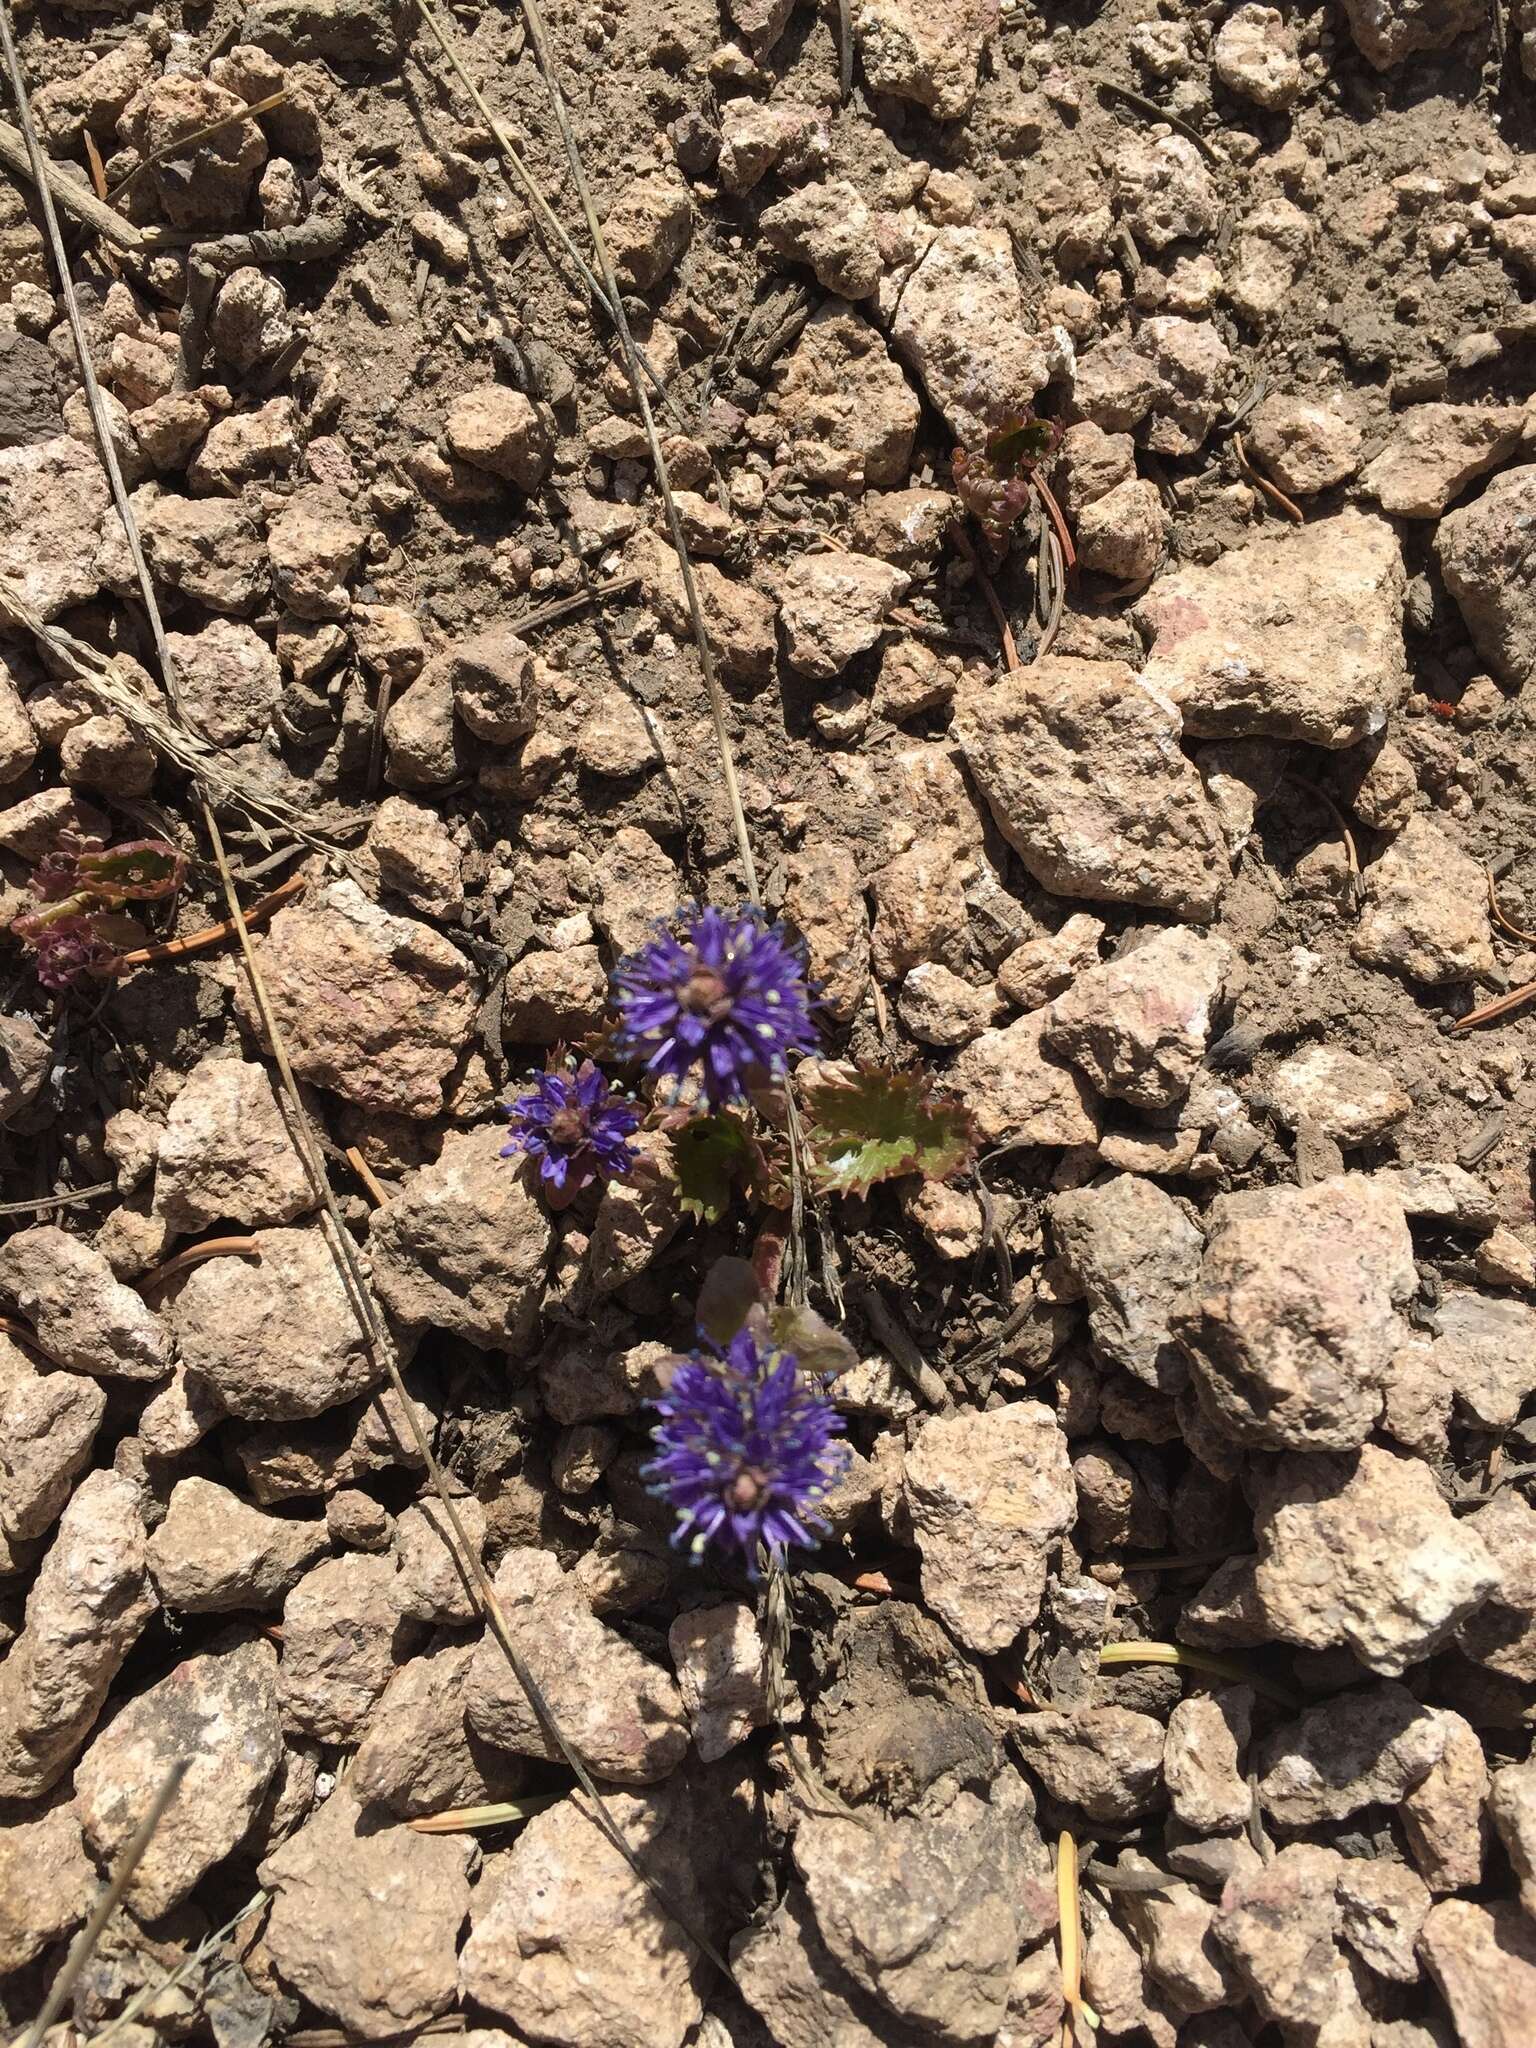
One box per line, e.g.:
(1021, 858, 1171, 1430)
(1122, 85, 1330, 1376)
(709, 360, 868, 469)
(407, 1793, 565, 1834)
(1099, 1640, 1299, 1711)
(1055, 1830, 1100, 2045)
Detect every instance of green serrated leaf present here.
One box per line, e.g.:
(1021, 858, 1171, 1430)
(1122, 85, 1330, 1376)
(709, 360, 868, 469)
(76, 839, 187, 901)
(672, 1113, 754, 1225)
(803, 1066, 976, 1198)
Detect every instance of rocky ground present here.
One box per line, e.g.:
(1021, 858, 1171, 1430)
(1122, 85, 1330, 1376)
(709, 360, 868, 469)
(2, 0, 1536, 2042)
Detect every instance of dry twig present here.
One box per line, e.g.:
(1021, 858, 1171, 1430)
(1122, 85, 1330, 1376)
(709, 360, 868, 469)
(1233, 432, 1304, 523)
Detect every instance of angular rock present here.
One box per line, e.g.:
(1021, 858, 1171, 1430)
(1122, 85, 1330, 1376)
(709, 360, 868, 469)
(793, 1771, 1042, 2044)
(1176, 1176, 1417, 1450)
(948, 1010, 1101, 1150)
(351, 1641, 527, 1821)
(1012, 1707, 1166, 1822)
(1121, 1872, 1241, 2013)
(466, 1548, 688, 1783)
(0, 437, 110, 620)
(1227, 199, 1313, 324)
(119, 488, 266, 613)
(735, 1884, 917, 2048)
(1251, 1445, 1498, 1674)
(779, 550, 909, 678)
(1266, 1043, 1411, 1148)
(446, 385, 553, 492)
(1136, 510, 1406, 748)
(1256, 1681, 1445, 1825)
(0, 1334, 106, 1543)
(1245, 391, 1362, 494)
(669, 1602, 773, 1762)
(767, 306, 919, 491)
(236, 877, 478, 1117)
(903, 1402, 1076, 1653)
(1212, 1844, 1349, 2032)
(1163, 1687, 1252, 1832)
(762, 179, 881, 299)
(853, 0, 997, 120)
(0, 1469, 156, 1799)
(1340, 0, 1485, 67)
(166, 618, 282, 746)
(1046, 926, 1234, 1109)
(996, 915, 1105, 1013)
(147, 1476, 327, 1612)
(461, 1781, 721, 2048)
(603, 171, 692, 292)
(953, 659, 1229, 921)
(502, 943, 608, 1043)
(278, 1551, 415, 1743)
(367, 794, 464, 917)
(391, 1494, 485, 1626)
(1489, 1762, 1536, 1919)
(1353, 814, 1498, 985)
(266, 485, 365, 620)
(1402, 1711, 1488, 1893)
(0, 1224, 167, 1382)
(1049, 1176, 1201, 1392)
(1418, 1900, 1536, 2048)
(1362, 403, 1525, 518)
(717, 97, 828, 195)
(784, 845, 870, 1025)
(165, 1227, 377, 1421)
(1213, 5, 1303, 105)
(153, 1052, 312, 1231)
(1456, 1490, 1536, 1681)
(892, 227, 1048, 447)
(1114, 134, 1220, 250)
(74, 1635, 281, 1918)
(368, 1126, 551, 1349)
(0, 1795, 96, 1974)
(626, 527, 777, 684)
(1437, 464, 1536, 687)
(1334, 1857, 1429, 1982)
(119, 74, 265, 227)
(261, 1779, 472, 2037)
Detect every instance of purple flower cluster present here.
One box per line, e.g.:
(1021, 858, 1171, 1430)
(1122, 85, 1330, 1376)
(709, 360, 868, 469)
(644, 1324, 848, 1571)
(613, 905, 817, 1107)
(502, 1060, 640, 1195)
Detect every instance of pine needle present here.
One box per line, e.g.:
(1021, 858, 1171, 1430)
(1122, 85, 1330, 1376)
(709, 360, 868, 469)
(1099, 1640, 1300, 1711)
(407, 1793, 565, 1834)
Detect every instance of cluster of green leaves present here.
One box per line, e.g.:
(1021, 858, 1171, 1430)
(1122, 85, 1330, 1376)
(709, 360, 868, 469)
(952, 409, 1061, 551)
(667, 1065, 975, 1222)
(11, 835, 187, 991)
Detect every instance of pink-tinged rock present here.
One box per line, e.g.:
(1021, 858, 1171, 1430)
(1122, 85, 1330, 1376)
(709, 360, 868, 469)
(668, 1602, 775, 1762)
(1457, 1489, 1536, 1681)
(1418, 1900, 1536, 2048)
(153, 1051, 313, 1230)
(0, 1332, 106, 1543)
(1250, 1444, 1498, 1674)
(1353, 814, 1497, 985)
(0, 1469, 157, 1799)
(74, 1634, 282, 1918)
(1437, 463, 1536, 687)
(235, 877, 479, 1117)
(1011, 1707, 1166, 1822)
(0, 1794, 96, 1973)
(948, 1011, 1101, 1151)
(1047, 926, 1234, 1110)
(367, 1125, 551, 1350)
(1176, 1176, 1417, 1450)
(278, 1551, 418, 1743)
(892, 226, 1049, 447)
(1163, 1687, 1252, 1832)
(1255, 1682, 1445, 1826)
(146, 1475, 328, 1612)
(465, 1548, 688, 1784)
(1136, 509, 1406, 747)
(0, 1223, 168, 1380)
(164, 1226, 377, 1421)
(853, 0, 998, 120)
(1212, 1843, 1349, 2031)
(1401, 1708, 1488, 1894)
(0, 437, 110, 621)
(903, 1401, 1076, 1652)
(953, 659, 1229, 921)
(260, 1779, 473, 2038)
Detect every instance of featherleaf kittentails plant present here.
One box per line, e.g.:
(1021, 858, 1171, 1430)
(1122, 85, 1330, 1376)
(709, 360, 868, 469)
(501, 1059, 640, 1198)
(801, 1064, 975, 1196)
(952, 408, 1061, 553)
(612, 904, 817, 1107)
(645, 1259, 852, 1575)
(11, 835, 187, 990)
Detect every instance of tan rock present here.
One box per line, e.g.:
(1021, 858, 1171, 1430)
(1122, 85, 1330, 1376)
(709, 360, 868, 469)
(668, 1602, 774, 1761)
(1363, 402, 1525, 517)
(853, 0, 997, 120)
(74, 1635, 282, 1918)
(266, 484, 364, 619)
(0, 1333, 106, 1543)
(1163, 1687, 1252, 1832)
(0, 1795, 96, 1974)
(953, 659, 1229, 921)
(1045, 926, 1234, 1108)
(780, 550, 909, 679)
(0, 1224, 168, 1381)
(762, 178, 881, 299)
(0, 1469, 156, 1799)
(1353, 815, 1497, 985)
(351, 1641, 527, 1821)
(1256, 1681, 1445, 1825)
(1402, 1709, 1488, 1893)
(948, 1010, 1101, 1150)
(1456, 1490, 1536, 1681)
(1418, 1899, 1536, 2048)
(236, 878, 479, 1117)
(153, 1052, 313, 1230)
(279, 1552, 416, 1743)
(768, 306, 919, 491)
(892, 226, 1049, 447)
(1437, 464, 1536, 687)
(261, 1779, 473, 2037)
(1050, 1175, 1203, 1391)
(445, 385, 553, 492)
(1245, 392, 1361, 494)
(784, 845, 870, 1024)
(166, 618, 282, 745)
(903, 1401, 1076, 1652)
(147, 1476, 328, 1611)
(1265, 1043, 1411, 1147)
(1011, 1707, 1166, 1822)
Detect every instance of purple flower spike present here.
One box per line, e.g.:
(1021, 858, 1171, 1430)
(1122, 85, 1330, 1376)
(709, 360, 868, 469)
(644, 1324, 849, 1572)
(612, 905, 816, 1107)
(501, 1060, 640, 1195)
